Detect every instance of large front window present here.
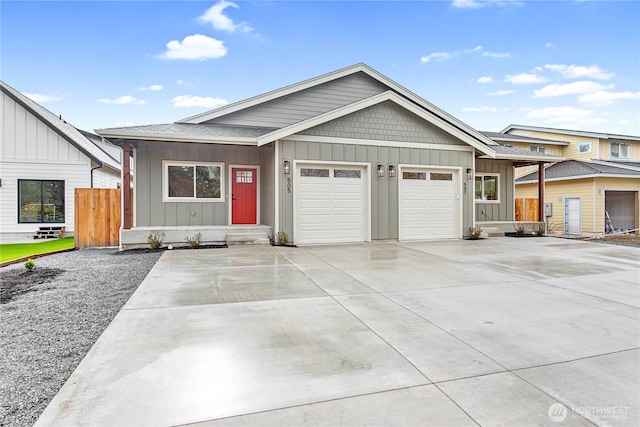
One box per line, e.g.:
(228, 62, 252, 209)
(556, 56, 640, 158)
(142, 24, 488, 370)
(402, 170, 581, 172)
(18, 180, 65, 223)
(164, 161, 223, 201)
(475, 174, 499, 202)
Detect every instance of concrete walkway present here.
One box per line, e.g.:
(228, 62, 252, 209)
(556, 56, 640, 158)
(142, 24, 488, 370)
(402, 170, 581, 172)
(36, 238, 639, 426)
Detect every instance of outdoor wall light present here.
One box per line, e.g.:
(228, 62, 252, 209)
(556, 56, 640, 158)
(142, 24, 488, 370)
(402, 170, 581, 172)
(465, 167, 473, 180)
(377, 163, 385, 177)
(388, 164, 396, 178)
(283, 160, 291, 174)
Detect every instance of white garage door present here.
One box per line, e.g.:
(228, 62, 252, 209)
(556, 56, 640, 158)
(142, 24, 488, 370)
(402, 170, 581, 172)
(400, 169, 458, 240)
(295, 164, 367, 244)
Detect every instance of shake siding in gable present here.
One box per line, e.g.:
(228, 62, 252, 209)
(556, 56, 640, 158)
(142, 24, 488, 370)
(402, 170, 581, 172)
(204, 72, 389, 128)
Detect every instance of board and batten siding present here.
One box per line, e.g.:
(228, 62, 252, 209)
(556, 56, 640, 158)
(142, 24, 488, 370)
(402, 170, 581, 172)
(279, 139, 474, 240)
(206, 72, 389, 128)
(135, 141, 273, 227)
(475, 159, 515, 222)
(1, 90, 93, 234)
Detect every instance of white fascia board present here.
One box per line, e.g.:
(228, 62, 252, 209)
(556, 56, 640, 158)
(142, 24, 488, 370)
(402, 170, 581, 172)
(96, 130, 258, 146)
(491, 153, 564, 162)
(258, 91, 496, 157)
(590, 159, 640, 172)
(491, 136, 569, 146)
(177, 64, 372, 124)
(501, 124, 640, 142)
(516, 174, 640, 184)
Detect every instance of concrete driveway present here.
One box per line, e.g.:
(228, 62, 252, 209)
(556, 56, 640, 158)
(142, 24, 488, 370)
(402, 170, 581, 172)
(36, 238, 639, 426)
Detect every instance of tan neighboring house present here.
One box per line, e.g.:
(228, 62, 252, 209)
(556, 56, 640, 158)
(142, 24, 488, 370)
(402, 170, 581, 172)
(500, 125, 640, 235)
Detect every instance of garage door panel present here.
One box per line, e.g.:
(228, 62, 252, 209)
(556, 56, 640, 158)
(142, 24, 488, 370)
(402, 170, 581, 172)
(296, 164, 367, 244)
(400, 168, 457, 241)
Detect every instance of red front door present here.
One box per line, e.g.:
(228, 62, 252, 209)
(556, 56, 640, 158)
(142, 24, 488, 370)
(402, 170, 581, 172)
(231, 168, 257, 224)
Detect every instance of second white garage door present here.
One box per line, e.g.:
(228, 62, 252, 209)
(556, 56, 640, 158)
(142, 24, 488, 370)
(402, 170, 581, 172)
(295, 164, 368, 244)
(400, 168, 459, 240)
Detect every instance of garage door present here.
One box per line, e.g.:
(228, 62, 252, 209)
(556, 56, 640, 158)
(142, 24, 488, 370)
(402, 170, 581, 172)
(400, 168, 458, 240)
(295, 164, 367, 244)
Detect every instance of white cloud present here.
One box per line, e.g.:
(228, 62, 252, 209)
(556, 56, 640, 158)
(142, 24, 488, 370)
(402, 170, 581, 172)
(505, 73, 547, 84)
(534, 81, 614, 98)
(487, 90, 515, 96)
(139, 85, 164, 91)
(171, 95, 228, 109)
(545, 42, 554, 48)
(526, 106, 607, 127)
(198, 0, 253, 33)
(160, 34, 227, 61)
(477, 76, 493, 83)
(463, 106, 498, 112)
(421, 52, 451, 63)
(578, 90, 640, 107)
(544, 64, 614, 80)
(452, 0, 483, 8)
(25, 93, 62, 103)
(466, 45, 483, 53)
(99, 95, 146, 105)
(483, 51, 510, 58)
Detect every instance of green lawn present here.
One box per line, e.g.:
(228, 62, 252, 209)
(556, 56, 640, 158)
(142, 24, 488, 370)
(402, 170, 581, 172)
(0, 237, 75, 263)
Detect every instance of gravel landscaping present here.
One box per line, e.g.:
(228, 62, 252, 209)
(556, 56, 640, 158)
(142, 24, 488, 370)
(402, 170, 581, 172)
(0, 248, 162, 427)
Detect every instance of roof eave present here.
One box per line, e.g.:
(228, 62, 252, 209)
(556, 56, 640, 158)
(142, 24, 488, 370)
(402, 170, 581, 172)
(96, 130, 259, 146)
(517, 173, 640, 184)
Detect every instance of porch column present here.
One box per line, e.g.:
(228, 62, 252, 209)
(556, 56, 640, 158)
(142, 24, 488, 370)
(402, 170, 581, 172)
(538, 161, 545, 222)
(123, 140, 132, 230)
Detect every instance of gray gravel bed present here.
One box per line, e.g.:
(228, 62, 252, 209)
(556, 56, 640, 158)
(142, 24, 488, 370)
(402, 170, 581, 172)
(0, 248, 162, 427)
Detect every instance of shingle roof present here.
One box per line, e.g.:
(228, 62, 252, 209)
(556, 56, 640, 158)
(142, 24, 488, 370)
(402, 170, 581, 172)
(517, 160, 640, 182)
(1, 81, 120, 171)
(97, 123, 278, 142)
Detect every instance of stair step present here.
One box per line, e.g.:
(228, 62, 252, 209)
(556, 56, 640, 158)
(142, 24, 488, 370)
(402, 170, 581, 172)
(226, 232, 270, 245)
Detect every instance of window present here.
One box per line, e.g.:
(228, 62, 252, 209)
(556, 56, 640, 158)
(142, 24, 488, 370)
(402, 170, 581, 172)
(334, 169, 361, 178)
(578, 141, 592, 154)
(300, 168, 329, 177)
(235, 170, 253, 183)
(403, 172, 426, 180)
(18, 180, 65, 223)
(475, 174, 499, 202)
(164, 161, 223, 201)
(529, 145, 547, 154)
(430, 173, 453, 181)
(610, 142, 630, 159)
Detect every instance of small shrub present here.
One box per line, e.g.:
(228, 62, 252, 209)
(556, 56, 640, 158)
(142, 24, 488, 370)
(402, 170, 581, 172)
(185, 232, 202, 248)
(24, 258, 36, 272)
(468, 226, 483, 239)
(147, 232, 165, 249)
(275, 231, 290, 245)
(513, 223, 527, 236)
(534, 223, 546, 236)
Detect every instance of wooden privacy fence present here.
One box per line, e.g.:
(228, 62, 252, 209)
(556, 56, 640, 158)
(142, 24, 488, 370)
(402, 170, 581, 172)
(74, 188, 121, 248)
(515, 198, 539, 222)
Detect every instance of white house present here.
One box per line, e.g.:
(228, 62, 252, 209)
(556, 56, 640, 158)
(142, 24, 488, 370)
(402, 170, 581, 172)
(0, 81, 121, 239)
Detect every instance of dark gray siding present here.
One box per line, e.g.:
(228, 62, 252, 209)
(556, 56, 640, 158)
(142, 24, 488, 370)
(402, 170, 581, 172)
(280, 140, 474, 240)
(475, 159, 515, 222)
(300, 101, 466, 146)
(205, 72, 389, 128)
(135, 141, 272, 227)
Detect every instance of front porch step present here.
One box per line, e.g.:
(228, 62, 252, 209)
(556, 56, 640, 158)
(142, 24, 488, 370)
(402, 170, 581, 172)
(226, 232, 271, 245)
(34, 226, 65, 239)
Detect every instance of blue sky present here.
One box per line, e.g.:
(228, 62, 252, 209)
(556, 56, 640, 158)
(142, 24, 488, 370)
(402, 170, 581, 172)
(2, 0, 639, 136)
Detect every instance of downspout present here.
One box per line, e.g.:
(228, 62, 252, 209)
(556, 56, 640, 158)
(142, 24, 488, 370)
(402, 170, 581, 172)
(90, 163, 102, 188)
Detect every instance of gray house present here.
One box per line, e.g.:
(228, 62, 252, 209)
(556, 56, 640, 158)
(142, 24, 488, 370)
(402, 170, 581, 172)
(97, 64, 555, 247)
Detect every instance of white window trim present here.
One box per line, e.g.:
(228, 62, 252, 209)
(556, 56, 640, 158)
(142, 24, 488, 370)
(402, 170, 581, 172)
(474, 173, 500, 204)
(578, 141, 592, 154)
(610, 141, 630, 159)
(529, 145, 547, 154)
(162, 160, 225, 202)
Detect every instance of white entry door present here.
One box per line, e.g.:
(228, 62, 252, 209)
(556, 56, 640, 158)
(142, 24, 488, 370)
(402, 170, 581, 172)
(400, 168, 458, 240)
(564, 198, 581, 235)
(295, 164, 367, 244)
